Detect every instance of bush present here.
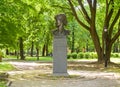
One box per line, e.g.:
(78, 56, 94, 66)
(111, 53, 120, 58)
(111, 53, 114, 57)
(68, 52, 98, 59)
(0, 51, 4, 62)
(67, 53, 72, 59)
(91, 52, 97, 59)
(115, 53, 119, 57)
(77, 52, 84, 59)
(84, 53, 90, 59)
(71, 52, 77, 59)
(77, 52, 97, 59)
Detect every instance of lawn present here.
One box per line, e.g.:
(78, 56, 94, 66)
(5, 55, 53, 62)
(0, 62, 15, 71)
(4, 55, 120, 63)
(26, 56, 52, 61)
(0, 81, 6, 87)
(0, 62, 15, 87)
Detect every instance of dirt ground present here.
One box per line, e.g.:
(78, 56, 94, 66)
(4, 60, 120, 87)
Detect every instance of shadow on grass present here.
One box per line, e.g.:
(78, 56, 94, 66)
(68, 61, 120, 72)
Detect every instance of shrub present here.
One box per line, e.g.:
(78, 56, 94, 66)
(111, 53, 120, 58)
(84, 53, 90, 59)
(90, 52, 98, 59)
(71, 52, 77, 59)
(0, 51, 4, 62)
(111, 53, 114, 57)
(114, 53, 119, 57)
(67, 53, 71, 59)
(91, 52, 97, 59)
(77, 52, 84, 59)
(0, 51, 3, 57)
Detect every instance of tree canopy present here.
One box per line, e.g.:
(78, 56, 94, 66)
(67, 0, 120, 67)
(0, 0, 120, 65)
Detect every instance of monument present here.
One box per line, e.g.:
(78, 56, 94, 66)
(52, 14, 70, 76)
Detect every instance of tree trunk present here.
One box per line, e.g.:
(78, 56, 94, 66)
(14, 50, 17, 56)
(68, 0, 120, 67)
(36, 47, 39, 60)
(30, 41, 34, 57)
(104, 35, 112, 67)
(6, 49, 9, 55)
(90, 26, 103, 63)
(46, 44, 48, 56)
(86, 40, 89, 52)
(19, 37, 24, 60)
(42, 44, 46, 56)
(71, 25, 75, 53)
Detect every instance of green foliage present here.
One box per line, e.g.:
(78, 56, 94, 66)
(0, 50, 5, 62)
(69, 52, 98, 59)
(67, 53, 72, 59)
(71, 52, 77, 59)
(0, 81, 6, 87)
(6, 55, 53, 61)
(90, 52, 98, 59)
(0, 51, 4, 58)
(84, 53, 89, 59)
(26, 56, 52, 61)
(0, 0, 119, 61)
(77, 52, 84, 59)
(111, 53, 120, 58)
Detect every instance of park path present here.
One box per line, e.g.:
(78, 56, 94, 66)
(6, 61, 120, 87)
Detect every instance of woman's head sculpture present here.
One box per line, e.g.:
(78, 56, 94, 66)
(53, 14, 69, 36)
(55, 14, 67, 28)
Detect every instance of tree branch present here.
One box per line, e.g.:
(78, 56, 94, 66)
(106, 9, 113, 27)
(102, 0, 113, 40)
(111, 26, 120, 45)
(109, 9, 120, 36)
(78, 0, 91, 24)
(87, 0, 92, 13)
(92, 0, 97, 25)
(67, 0, 90, 30)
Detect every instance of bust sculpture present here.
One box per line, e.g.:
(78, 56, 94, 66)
(53, 14, 70, 36)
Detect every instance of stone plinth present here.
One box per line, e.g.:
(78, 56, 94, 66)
(53, 35, 68, 76)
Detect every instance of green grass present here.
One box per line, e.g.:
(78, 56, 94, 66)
(0, 81, 6, 87)
(0, 62, 15, 71)
(26, 56, 52, 61)
(4, 55, 120, 64)
(6, 55, 53, 61)
(6, 55, 17, 59)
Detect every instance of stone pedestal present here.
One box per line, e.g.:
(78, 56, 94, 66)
(53, 35, 68, 76)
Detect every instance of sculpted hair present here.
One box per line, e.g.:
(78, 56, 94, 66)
(55, 14, 67, 27)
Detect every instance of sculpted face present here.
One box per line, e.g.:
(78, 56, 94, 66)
(55, 14, 67, 28)
(53, 14, 69, 35)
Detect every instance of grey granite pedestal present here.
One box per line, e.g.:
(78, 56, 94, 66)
(53, 35, 68, 76)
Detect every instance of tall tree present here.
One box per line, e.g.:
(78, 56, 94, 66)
(68, 0, 120, 66)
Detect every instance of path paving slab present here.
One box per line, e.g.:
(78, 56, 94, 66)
(6, 61, 120, 87)
(9, 78, 120, 87)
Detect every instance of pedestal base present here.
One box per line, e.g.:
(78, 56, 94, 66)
(53, 72, 69, 76)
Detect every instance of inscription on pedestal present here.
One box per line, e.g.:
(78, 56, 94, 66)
(53, 35, 68, 75)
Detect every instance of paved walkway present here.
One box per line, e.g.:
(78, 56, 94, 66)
(5, 61, 120, 87)
(9, 78, 120, 87)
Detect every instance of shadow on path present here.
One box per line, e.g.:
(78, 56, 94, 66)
(5, 61, 120, 87)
